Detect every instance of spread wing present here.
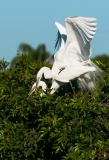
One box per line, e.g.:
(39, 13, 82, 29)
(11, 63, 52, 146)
(45, 22, 67, 64)
(54, 22, 67, 51)
(64, 16, 97, 59)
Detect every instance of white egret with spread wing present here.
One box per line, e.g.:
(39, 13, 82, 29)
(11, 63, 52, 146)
(29, 16, 102, 96)
(52, 16, 102, 90)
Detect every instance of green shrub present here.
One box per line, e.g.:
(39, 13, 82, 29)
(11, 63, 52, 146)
(0, 54, 109, 160)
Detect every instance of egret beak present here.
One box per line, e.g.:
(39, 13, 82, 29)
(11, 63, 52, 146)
(28, 78, 40, 97)
(28, 87, 36, 97)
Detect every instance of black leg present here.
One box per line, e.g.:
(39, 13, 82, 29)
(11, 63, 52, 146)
(69, 81, 75, 97)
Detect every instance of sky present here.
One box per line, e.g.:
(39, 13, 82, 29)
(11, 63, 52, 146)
(0, 0, 109, 62)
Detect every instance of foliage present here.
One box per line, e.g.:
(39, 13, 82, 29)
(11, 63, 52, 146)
(92, 54, 109, 66)
(0, 54, 109, 160)
(11, 44, 50, 67)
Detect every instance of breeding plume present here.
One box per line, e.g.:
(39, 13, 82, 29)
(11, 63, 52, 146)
(29, 16, 102, 96)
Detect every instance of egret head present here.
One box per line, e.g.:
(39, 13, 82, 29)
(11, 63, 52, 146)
(28, 77, 40, 96)
(28, 67, 50, 97)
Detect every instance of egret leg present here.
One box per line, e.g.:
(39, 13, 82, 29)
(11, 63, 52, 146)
(69, 81, 75, 96)
(64, 84, 68, 96)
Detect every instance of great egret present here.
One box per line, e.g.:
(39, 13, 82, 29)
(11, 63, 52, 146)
(52, 16, 102, 91)
(29, 16, 102, 96)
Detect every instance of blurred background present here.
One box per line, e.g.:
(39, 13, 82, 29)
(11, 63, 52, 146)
(0, 0, 109, 65)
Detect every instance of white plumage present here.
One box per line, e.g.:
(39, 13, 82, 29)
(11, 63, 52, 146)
(29, 16, 102, 96)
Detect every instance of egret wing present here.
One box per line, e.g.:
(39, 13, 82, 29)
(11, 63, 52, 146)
(54, 65, 96, 82)
(54, 22, 67, 51)
(45, 22, 67, 64)
(64, 16, 97, 59)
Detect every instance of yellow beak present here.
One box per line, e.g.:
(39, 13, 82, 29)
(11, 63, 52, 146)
(28, 78, 40, 97)
(28, 85, 38, 97)
(28, 88, 36, 97)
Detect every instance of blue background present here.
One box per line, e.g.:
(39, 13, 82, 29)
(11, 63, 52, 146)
(0, 0, 109, 62)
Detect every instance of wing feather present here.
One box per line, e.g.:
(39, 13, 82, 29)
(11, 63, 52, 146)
(45, 22, 67, 64)
(64, 16, 97, 58)
(54, 31, 62, 50)
(76, 17, 97, 44)
(54, 65, 96, 82)
(80, 17, 97, 22)
(54, 22, 67, 50)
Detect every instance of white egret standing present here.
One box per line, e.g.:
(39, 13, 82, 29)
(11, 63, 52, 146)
(51, 16, 102, 91)
(29, 16, 102, 96)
